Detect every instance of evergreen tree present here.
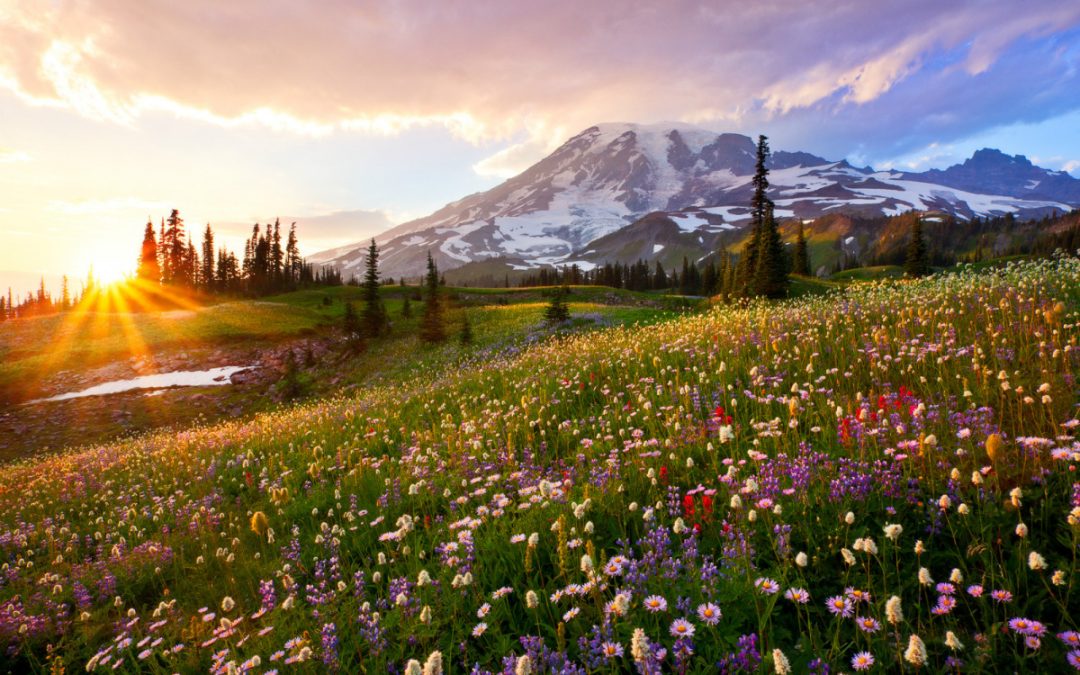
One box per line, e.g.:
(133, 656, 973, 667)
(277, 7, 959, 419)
(0, 296, 6, 321)
(342, 300, 365, 352)
(740, 135, 789, 298)
(419, 252, 446, 343)
(162, 209, 186, 285)
(185, 239, 199, 288)
(751, 205, 789, 298)
(653, 261, 668, 290)
(905, 218, 931, 277)
(734, 136, 773, 295)
(716, 245, 732, 297)
(680, 257, 692, 295)
(60, 275, 71, 310)
(278, 351, 308, 400)
(702, 261, 718, 296)
(544, 284, 571, 325)
(459, 312, 474, 345)
(158, 219, 166, 282)
(793, 221, 811, 276)
(271, 219, 284, 287)
(360, 239, 389, 338)
(216, 250, 229, 291)
(137, 220, 161, 283)
(201, 225, 215, 292)
(242, 224, 258, 281)
(285, 223, 301, 286)
(401, 294, 412, 318)
(36, 277, 48, 312)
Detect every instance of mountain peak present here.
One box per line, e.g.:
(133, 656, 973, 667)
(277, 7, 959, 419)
(578, 122, 740, 157)
(967, 148, 1033, 168)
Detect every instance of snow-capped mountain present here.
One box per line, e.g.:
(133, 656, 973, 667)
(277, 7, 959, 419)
(315, 123, 1079, 278)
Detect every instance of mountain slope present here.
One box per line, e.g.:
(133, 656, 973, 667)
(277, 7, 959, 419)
(909, 149, 1080, 205)
(315, 124, 1080, 278)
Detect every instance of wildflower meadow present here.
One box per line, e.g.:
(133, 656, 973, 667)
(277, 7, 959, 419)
(1, 257, 1078, 673)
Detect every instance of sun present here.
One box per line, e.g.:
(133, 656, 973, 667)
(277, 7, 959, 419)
(86, 246, 134, 286)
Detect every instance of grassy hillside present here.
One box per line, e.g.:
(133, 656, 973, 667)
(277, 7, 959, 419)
(0, 300, 325, 403)
(0, 285, 682, 459)
(0, 259, 1078, 672)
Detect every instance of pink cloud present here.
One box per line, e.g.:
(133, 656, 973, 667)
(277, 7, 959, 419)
(1, 0, 1079, 170)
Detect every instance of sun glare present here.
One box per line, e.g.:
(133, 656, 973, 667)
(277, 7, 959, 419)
(87, 249, 133, 286)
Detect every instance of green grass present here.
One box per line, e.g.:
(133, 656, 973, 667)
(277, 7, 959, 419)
(787, 274, 841, 297)
(0, 301, 324, 401)
(829, 265, 905, 282)
(949, 255, 1034, 273)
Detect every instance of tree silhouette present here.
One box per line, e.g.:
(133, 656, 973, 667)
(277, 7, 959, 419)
(905, 218, 931, 277)
(419, 252, 446, 343)
(137, 220, 161, 283)
(545, 284, 571, 325)
(360, 239, 389, 338)
(793, 221, 811, 276)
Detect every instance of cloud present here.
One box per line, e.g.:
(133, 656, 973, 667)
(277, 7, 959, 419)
(473, 120, 569, 178)
(47, 197, 171, 214)
(1, 0, 1079, 170)
(0, 148, 30, 163)
(212, 209, 397, 256)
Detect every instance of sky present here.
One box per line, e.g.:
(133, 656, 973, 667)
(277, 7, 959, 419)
(2, 0, 1080, 295)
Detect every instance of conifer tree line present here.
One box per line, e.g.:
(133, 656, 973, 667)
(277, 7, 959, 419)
(1, 272, 92, 320)
(136, 209, 337, 295)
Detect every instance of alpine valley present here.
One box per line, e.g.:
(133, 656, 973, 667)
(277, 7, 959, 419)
(312, 123, 1080, 280)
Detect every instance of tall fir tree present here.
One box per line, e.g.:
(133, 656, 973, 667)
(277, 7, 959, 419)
(735, 135, 774, 295)
(792, 221, 811, 276)
(751, 204, 789, 298)
(158, 219, 166, 282)
(544, 284, 571, 325)
(185, 238, 199, 288)
(419, 252, 446, 343)
(162, 210, 187, 285)
(360, 239, 389, 338)
(60, 276, 71, 310)
(653, 261, 668, 290)
(735, 135, 788, 298)
(201, 224, 215, 292)
(216, 249, 230, 291)
(270, 219, 284, 287)
(702, 261, 718, 296)
(285, 223, 301, 286)
(459, 312, 474, 345)
(137, 220, 161, 283)
(905, 217, 931, 277)
(242, 224, 258, 281)
(716, 245, 732, 297)
(342, 300, 365, 353)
